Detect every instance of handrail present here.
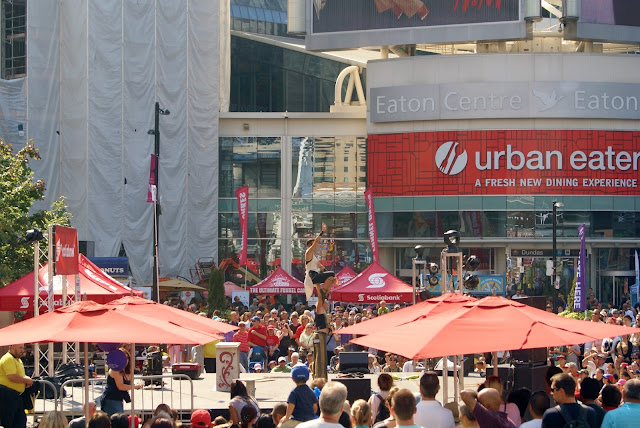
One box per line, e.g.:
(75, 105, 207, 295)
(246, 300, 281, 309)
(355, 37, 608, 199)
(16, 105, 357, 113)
(59, 374, 194, 424)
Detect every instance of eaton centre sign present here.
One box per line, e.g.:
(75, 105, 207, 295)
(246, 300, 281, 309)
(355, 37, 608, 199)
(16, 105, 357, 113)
(370, 82, 640, 122)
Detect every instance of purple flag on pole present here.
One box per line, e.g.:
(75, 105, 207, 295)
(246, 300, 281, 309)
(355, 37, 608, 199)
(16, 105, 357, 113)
(574, 223, 586, 312)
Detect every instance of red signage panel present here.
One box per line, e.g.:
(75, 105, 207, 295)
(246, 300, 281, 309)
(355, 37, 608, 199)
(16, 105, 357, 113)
(53, 225, 79, 275)
(367, 130, 640, 196)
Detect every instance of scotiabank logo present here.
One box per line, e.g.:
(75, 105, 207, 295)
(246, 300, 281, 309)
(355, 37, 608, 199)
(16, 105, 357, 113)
(435, 141, 467, 175)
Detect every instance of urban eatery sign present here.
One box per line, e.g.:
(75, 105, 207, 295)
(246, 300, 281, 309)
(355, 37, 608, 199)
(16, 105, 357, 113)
(370, 82, 640, 122)
(367, 130, 640, 196)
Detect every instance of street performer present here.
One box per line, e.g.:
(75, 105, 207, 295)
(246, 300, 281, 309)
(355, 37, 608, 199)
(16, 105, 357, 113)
(0, 343, 33, 428)
(304, 222, 336, 379)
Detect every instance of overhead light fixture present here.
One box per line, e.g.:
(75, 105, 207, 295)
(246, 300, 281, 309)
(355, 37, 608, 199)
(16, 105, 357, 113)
(444, 230, 460, 253)
(463, 274, 479, 291)
(414, 245, 425, 260)
(463, 255, 480, 271)
(159, 108, 170, 116)
(25, 228, 44, 243)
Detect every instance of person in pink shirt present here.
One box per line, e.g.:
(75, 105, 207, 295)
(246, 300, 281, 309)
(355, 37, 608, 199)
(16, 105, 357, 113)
(233, 322, 250, 370)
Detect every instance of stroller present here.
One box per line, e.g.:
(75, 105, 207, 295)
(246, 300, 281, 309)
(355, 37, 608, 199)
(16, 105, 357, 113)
(143, 350, 164, 386)
(248, 346, 267, 373)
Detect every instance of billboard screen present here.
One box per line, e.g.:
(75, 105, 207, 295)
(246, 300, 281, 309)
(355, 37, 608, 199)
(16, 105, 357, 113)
(565, 0, 640, 43)
(367, 130, 640, 196)
(306, 0, 527, 50)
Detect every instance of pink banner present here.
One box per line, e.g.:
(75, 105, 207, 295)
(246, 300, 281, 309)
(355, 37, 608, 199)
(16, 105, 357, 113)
(147, 154, 157, 203)
(236, 186, 249, 266)
(364, 188, 379, 264)
(53, 226, 79, 275)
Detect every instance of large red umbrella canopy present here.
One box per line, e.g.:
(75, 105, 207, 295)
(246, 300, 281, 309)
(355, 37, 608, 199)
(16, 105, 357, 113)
(104, 296, 237, 336)
(0, 300, 221, 346)
(223, 281, 245, 297)
(337, 293, 477, 336)
(0, 254, 143, 311)
(350, 296, 640, 359)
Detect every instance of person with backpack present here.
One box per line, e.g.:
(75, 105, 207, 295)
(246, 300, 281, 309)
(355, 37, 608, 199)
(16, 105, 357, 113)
(369, 374, 395, 425)
(541, 373, 597, 428)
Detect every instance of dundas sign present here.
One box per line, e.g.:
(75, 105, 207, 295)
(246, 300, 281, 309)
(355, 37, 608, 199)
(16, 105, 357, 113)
(370, 82, 640, 122)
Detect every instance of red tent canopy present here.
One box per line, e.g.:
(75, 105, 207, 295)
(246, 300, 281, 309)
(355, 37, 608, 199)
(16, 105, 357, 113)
(248, 267, 305, 294)
(0, 254, 142, 312)
(330, 263, 413, 304)
(335, 266, 358, 286)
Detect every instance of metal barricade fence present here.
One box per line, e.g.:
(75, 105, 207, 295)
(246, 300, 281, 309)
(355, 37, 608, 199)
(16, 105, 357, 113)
(30, 378, 61, 423)
(60, 374, 194, 425)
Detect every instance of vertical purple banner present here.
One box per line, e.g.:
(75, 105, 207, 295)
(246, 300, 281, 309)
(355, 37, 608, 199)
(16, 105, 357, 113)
(574, 224, 586, 312)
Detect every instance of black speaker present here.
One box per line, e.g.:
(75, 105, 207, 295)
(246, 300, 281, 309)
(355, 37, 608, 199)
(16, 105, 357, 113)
(497, 364, 548, 393)
(339, 352, 369, 373)
(517, 296, 547, 311)
(333, 378, 371, 405)
(511, 348, 548, 365)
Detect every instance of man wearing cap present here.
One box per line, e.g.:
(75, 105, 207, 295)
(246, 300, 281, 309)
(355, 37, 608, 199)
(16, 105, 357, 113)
(0, 344, 33, 428)
(249, 316, 268, 349)
(191, 409, 213, 428)
(273, 357, 293, 373)
(279, 365, 318, 428)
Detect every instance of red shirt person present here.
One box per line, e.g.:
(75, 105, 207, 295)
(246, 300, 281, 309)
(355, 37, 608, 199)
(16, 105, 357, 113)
(248, 316, 268, 348)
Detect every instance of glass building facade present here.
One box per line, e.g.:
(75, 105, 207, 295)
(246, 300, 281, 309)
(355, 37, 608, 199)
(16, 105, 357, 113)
(230, 0, 289, 37)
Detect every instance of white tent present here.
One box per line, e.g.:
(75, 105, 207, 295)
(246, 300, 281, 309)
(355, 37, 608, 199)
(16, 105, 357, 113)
(6, 1, 230, 285)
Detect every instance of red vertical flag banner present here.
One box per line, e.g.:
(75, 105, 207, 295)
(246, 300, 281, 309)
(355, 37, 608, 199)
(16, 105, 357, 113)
(236, 186, 249, 267)
(53, 225, 79, 275)
(364, 188, 380, 264)
(147, 154, 157, 203)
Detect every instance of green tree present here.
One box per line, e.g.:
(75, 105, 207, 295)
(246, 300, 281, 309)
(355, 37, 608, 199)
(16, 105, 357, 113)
(0, 139, 71, 287)
(207, 267, 226, 313)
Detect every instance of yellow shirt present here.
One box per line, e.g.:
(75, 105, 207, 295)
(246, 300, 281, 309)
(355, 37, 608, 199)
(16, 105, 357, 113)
(0, 351, 26, 393)
(203, 340, 220, 359)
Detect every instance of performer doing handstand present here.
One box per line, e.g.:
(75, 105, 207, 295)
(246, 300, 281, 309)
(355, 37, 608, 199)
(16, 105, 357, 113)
(304, 222, 336, 379)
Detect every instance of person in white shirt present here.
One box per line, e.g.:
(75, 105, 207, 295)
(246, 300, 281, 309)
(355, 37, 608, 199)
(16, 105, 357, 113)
(519, 391, 550, 428)
(413, 371, 455, 428)
(297, 382, 348, 428)
(402, 359, 415, 372)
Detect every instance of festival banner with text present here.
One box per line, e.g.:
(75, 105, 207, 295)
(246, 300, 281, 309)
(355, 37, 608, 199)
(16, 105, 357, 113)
(574, 224, 586, 312)
(53, 225, 79, 275)
(236, 186, 249, 266)
(367, 130, 640, 196)
(364, 188, 380, 264)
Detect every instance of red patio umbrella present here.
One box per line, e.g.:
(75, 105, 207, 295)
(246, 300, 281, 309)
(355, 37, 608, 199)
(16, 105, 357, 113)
(104, 296, 237, 336)
(0, 300, 222, 346)
(350, 296, 640, 359)
(337, 293, 477, 336)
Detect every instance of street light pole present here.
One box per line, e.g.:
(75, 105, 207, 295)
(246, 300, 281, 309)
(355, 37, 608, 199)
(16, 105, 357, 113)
(552, 200, 563, 313)
(149, 102, 170, 303)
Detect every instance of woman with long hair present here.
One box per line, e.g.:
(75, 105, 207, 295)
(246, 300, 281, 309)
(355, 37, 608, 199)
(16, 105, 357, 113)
(40, 411, 68, 428)
(372, 386, 399, 428)
(239, 404, 258, 428)
(351, 399, 372, 428)
(229, 380, 260, 426)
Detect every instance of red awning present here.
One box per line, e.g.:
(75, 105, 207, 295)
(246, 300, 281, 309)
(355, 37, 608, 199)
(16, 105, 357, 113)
(329, 263, 413, 304)
(0, 254, 142, 312)
(335, 266, 358, 287)
(248, 267, 305, 294)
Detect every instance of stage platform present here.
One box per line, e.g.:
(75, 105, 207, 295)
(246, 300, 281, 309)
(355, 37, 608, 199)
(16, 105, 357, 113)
(33, 371, 489, 423)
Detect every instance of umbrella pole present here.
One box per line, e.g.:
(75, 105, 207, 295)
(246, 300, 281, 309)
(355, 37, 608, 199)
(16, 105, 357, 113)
(492, 351, 498, 376)
(84, 342, 90, 421)
(130, 343, 135, 427)
(442, 356, 448, 403)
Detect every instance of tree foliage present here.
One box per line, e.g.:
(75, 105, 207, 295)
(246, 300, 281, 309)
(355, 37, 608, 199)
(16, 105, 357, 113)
(0, 139, 71, 287)
(207, 267, 226, 313)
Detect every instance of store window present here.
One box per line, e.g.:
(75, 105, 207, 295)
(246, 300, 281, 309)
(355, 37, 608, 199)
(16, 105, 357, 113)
(2, 0, 26, 79)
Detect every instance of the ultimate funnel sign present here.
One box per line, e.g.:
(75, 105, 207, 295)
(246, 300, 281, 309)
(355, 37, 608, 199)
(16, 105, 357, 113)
(367, 130, 640, 196)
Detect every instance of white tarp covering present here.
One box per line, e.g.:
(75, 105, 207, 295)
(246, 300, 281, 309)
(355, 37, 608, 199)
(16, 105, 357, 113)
(23, 0, 224, 285)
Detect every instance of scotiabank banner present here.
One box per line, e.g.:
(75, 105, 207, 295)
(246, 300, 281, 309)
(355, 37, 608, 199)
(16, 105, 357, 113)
(368, 130, 640, 196)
